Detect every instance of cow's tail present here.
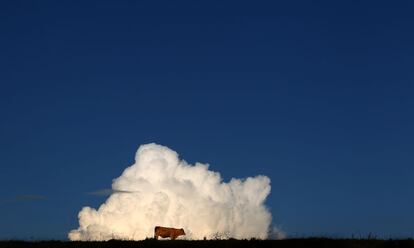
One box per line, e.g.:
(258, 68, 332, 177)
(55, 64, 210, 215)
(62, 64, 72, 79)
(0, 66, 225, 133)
(154, 226, 159, 240)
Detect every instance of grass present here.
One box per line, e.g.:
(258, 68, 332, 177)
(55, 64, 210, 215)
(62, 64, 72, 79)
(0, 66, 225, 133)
(0, 239, 414, 248)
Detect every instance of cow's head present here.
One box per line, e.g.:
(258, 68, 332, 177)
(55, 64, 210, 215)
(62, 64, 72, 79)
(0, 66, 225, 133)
(180, 228, 186, 235)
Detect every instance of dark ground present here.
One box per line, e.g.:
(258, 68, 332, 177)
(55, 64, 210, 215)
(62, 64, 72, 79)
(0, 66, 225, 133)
(1, 239, 414, 248)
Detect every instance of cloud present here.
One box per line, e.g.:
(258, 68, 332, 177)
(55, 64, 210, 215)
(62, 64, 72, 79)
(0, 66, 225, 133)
(268, 226, 286, 240)
(0, 194, 46, 205)
(69, 143, 274, 240)
(15, 194, 47, 200)
(87, 189, 137, 196)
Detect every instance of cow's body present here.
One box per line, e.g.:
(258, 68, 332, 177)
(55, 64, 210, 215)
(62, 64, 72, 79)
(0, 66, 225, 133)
(154, 226, 185, 240)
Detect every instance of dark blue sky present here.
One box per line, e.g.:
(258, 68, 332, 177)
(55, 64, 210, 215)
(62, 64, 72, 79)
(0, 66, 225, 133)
(1, 0, 413, 240)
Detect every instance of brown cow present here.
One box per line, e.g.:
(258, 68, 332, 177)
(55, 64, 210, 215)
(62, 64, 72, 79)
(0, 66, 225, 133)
(154, 226, 186, 240)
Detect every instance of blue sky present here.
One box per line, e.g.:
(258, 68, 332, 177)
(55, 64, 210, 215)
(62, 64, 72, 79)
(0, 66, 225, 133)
(0, 0, 413, 240)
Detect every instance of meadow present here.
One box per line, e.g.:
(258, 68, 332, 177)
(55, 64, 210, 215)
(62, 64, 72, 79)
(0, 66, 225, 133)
(1, 238, 414, 248)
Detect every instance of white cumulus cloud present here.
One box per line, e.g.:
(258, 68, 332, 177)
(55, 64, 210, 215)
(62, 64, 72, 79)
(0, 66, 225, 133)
(69, 143, 275, 240)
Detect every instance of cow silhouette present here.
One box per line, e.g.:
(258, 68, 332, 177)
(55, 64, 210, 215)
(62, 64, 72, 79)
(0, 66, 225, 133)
(154, 226, 186, 240)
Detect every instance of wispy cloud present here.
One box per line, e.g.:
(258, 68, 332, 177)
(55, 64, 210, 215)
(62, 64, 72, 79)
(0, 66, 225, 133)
(86, 189, 137, 196)
(0, 194, 47, 205)
(15, 194, 47, 200)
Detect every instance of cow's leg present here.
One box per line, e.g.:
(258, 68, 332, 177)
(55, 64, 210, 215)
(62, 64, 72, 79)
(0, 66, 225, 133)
(171, 235, 176, 240)
(154, 235, 158, 240)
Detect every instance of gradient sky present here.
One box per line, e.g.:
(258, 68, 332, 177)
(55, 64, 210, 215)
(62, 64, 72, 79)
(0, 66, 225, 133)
(1, 0, 413, 240)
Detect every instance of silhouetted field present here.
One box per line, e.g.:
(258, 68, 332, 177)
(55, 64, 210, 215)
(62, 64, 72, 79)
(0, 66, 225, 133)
(1, 239, 414, 248)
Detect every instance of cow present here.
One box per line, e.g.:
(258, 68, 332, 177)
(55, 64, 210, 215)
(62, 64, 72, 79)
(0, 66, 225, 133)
(154, 226, 186, 240)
